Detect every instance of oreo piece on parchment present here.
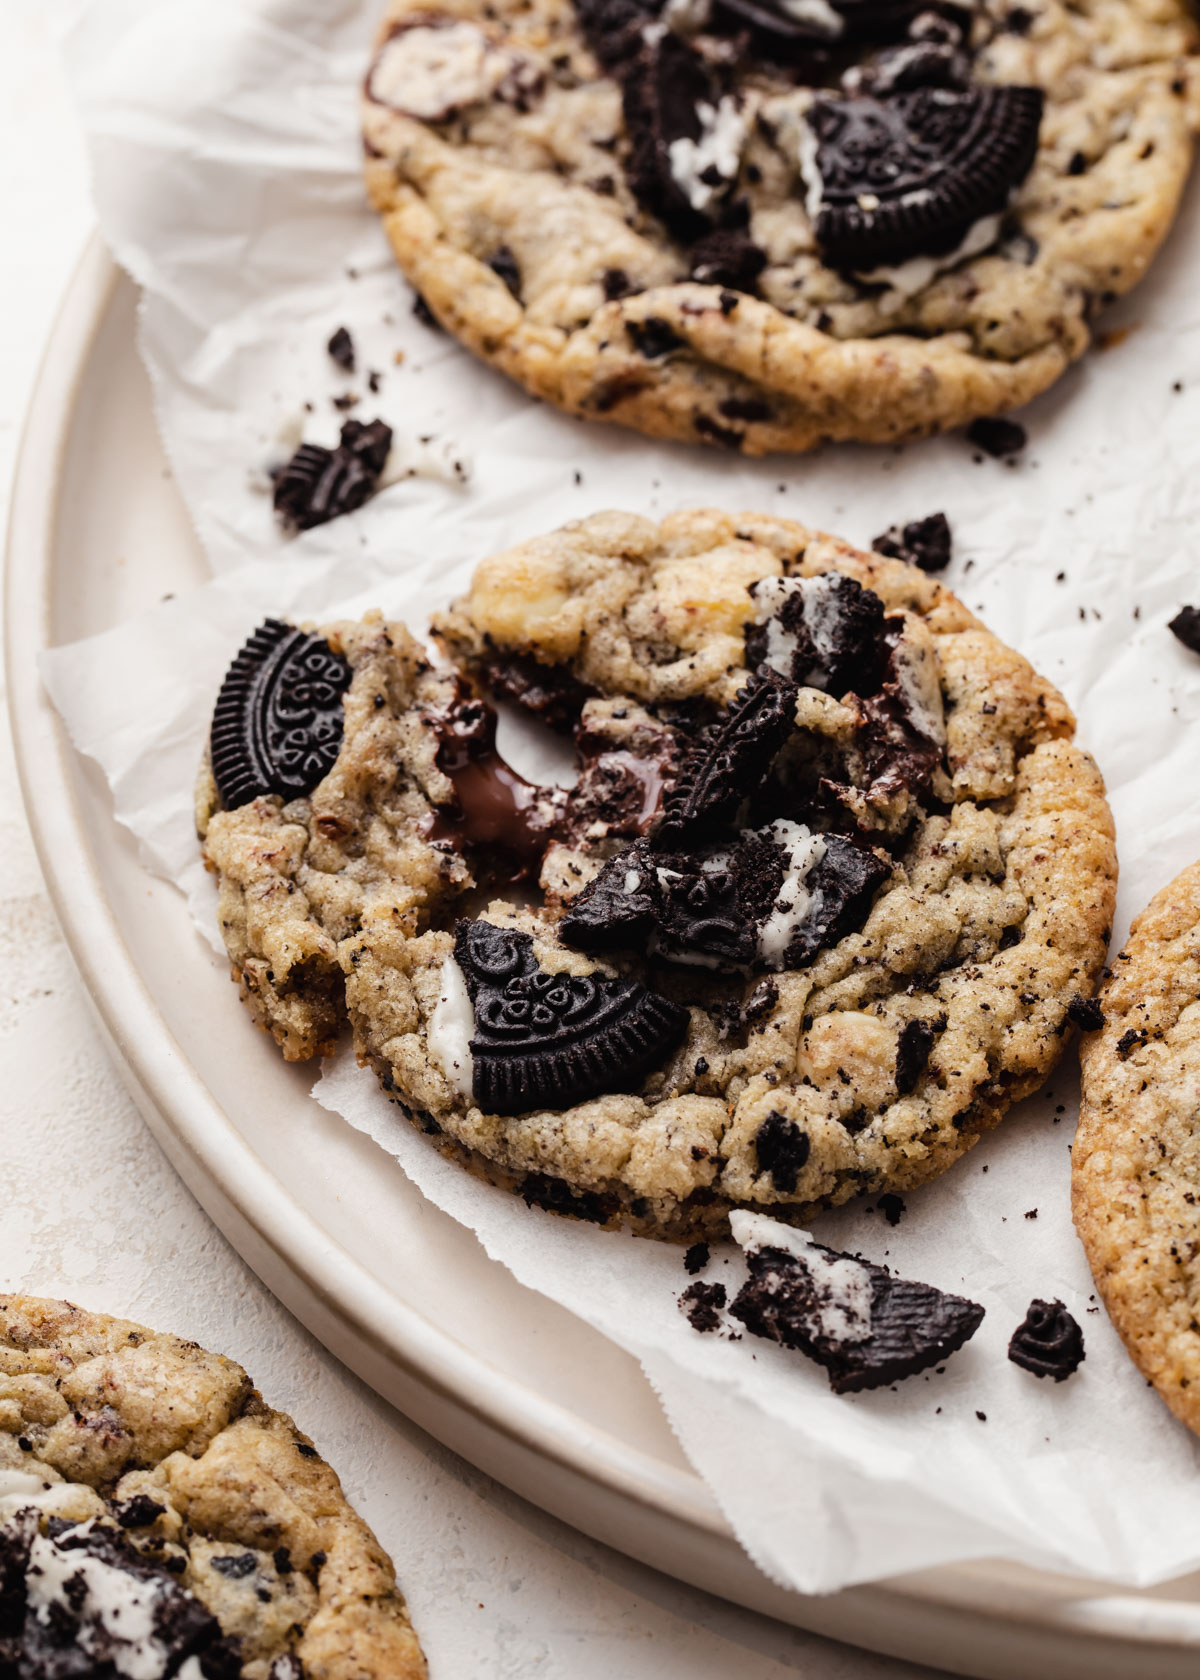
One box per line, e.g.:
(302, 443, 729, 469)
(727, 1210, 984, 1391)
(1008, 1298, 1085, 1381)
(803, 83, 1044, 271)
(273, 417, 393, 530)
(872, 512, 952, 573)
(744, 571, 887, 695)
(210, 618, 352, 809)
(453, 919, 687, 1115)
(1, 1512, 240, 1680)
(655, 668, 799, 846)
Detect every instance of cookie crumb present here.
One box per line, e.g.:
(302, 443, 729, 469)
(684, 1242, 710, 1275)
(680, 1280, 727, 1332)
(327, 326, 355, 372)
(966, 417, 1027, 458)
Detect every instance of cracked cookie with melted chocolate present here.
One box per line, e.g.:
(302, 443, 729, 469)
(0, 1295, 426, 1680)
(199, 509, 1115, 1241)
(362, 0, 1198, 453)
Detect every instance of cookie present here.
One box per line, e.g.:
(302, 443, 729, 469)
(1073, 859, 1200, 1432)
(725, 1211, 985, 1389)
(200, 509, 1116, 1241)
(362, 0, 1199, 453)
(0, 1295, 426, 1678)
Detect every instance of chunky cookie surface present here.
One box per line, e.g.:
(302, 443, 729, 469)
(200, 510, 1116, 1240)
(362, 0, 1198, 452)
(0, 1295, 426, 1679)
(1073, 860, 1200, 1434)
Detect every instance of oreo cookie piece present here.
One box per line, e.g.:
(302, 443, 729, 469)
(622, 33, 737, 240)
(210, 618, 352, 809)
(853, 621, 945, 798)
(779, 832, 891, 965)
(4, 1513, 235, 1680)
(754, 1109, 811, 1192)
(273, 417, 393, 530)
(727, 1211, 984, 1391)
(872, 512, 952, 573)
(1008, 1298, 1085, 1381)
(688, 225, 767, 292)
(574, 0, 659, 69)
(1168, 604, 1200, 655)
(655, 669, 799, 846)
(802, 84, 1044, 271)
(744, 571, 887, 696)
(453, 919, 687, 1114)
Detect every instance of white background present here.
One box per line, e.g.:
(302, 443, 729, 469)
(0, 6, 939, 1675)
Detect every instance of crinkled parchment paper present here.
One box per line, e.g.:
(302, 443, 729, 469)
(45, 0, 1200, 1595)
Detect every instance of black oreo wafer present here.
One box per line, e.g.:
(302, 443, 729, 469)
(210, 619, 351, 809)
(656, 669, 798, 846)
(806, 83, 1043, 271)
(454, 920, 686, 1115)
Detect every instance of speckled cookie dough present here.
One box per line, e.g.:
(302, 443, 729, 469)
(361, 0, 1199, 453)
(1073, 860, 1200, 1435)
(199, 510, 1116, 1241)
(0, 1294, 427, 1679)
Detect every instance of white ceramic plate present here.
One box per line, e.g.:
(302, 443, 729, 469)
(10, 237, 1200, 1680)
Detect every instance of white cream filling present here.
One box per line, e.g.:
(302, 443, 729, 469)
(853, 211, 1003, 296)
(891, 631, 946, 744)
(663, 0, 714, 33)
(367, 23, 515, 120)
(623, 868, 643, 894)
(428, 954, 475, 1100)
(756, 819, 827, 968)
(668, 96, 748, 214)
(752, 572, 847, 687)
(0, 1469, 73, 1520)
(777, 0, 844, 33)
(23, 1520, 170, 1680)
(730, 1212, 874, 1344)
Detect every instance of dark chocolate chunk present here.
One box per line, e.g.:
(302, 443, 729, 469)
(326, 325, 355, 372)
(1168, 604, 1200, 655)
(684, 1241, 711, 1274)
(627, 315, 683, 358)
(1008, 1298, 1085, 1381)
(680, 1280, 728, 1332)
(966, 416, 1027, 458)
(454, 920, 687, 1114)
(805, 85, 1043, 270)
(872, 512, 952, 573)
(656, 670, 798, 845)
(688, 226, 767, 292)
(754, 1109, 811, 1192)
(210, 619, 352, 809)
(622, 33, 730, 240)
(895, 1016, 936, 1094)
(744, 572, 887, 697)
(729, 1232, 984, 1391)
(567, 735, 675, 840)
(488, 245, 523, 299)
(1067, 994, 1105, 1032)
(273, 417, 394, 530)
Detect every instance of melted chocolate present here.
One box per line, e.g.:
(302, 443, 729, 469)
(423, 695, 562, 879)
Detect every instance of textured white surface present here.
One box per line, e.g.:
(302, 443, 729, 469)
(0, 6, 934, 1675)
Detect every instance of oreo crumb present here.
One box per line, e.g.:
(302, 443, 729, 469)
(488, 245, 522, 299)
(684, 1242, 710, 1275)
(976, 1410, 988, 1422)
(1008, 1298, 1085, 1380)
(326, 326, 355, 372)
(966, 417, 1027, 458)
(1168, 605, 1200, 655)
(1115, 1027, 1148, 1058)
(212, 1552, 257, 1579)
(754, 1110, 811, 1193)
(872, 512, 952, 573)
(113, 1494, 166, 1528)
(1024, 1208, 1038, 1220)
(878, 1193, 905, 1227)
(272, 417, 393, 531)
(680, 1280, 727, 1332)
(895, 1017, 938, 1094)
(627, 316, 682, 358)
(1067, 994, 1106, 1031)
(411, 290, 441, 329)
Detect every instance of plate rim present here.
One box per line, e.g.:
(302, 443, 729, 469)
(11, 232, 1200, 1673)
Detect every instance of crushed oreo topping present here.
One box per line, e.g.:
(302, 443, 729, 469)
(684, 1241, 711, 1274)
(480, 654, 596, 735)
(326, 325, 355, 372)
(627, 315, 684, 358)
(1168, 604, 1200, 655)
(745, 571, 887, 696)
(872, 512, 952, 573)
(272, 417, 393, 530)
(210, 619, 351, 809)
(727, 1213, 984, 1391)
(966, 416, 1027, 458)
(680, 1280, 728, 1332)
(1008, 1298, 1085, 1381)
(1067, 994, 1105, 1032)
(0, 1510, 240, 1680)
(622, 33, 734, 240)
(453, 920, 687, 1115)
(804, 84, 1043, 270)
(894, 1015, 942, 1094)
(754, 1109, 811, 1192)
(688, 225, 767, 291)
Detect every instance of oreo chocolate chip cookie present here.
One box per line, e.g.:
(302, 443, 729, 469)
(726, 1211, 985, 1390)
(363, 0, 1198, 452)
(0, 1295, 427, 1678)
(202, 510, 1116, 1241)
